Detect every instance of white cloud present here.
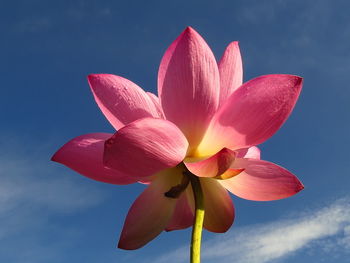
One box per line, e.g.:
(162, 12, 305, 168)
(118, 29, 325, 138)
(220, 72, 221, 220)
(153, 198, 350, 263)
(0, 152, 105, 216)
(0, 137, 107, 262)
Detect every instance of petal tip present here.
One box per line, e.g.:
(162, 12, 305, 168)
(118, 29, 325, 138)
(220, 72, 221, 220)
(282, 74, 304, 89)
(87, 74, 99, 84)
(87, 73, 114, 85)
(181, 26, 200, 40)
(87, 74, 99, 88)
(184, 26, 195, 33)
(117, 237, 142, 250)
(87, 74, 94, 80)
(297, 181, 305, 192)
(50, 152, 58, 162)
(229, 40, 239, 47)
(296, 76, 303, 87)
(117, 240, 133, 250)
(285, 74, 303, 86)
(51, 146, 63, 163)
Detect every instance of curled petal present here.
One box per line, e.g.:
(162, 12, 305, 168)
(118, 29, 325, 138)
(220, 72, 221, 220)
(184, 148, 236, 178)
(197, 75, 303, 155)
(218, 41, 243, 106)
(214, 168, 245, 180)
(118, 170, 182, 249)
(88, 74, 162, 130)
(104, 118, 188, 178)
(236, 146, 261, 159)
(200, 178, 235, 232)
(158, 27, 220, 152)
(51, 133, 137, 185)
(220, 158, 304, 201)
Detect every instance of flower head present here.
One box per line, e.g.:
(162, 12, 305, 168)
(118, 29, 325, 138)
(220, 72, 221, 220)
(52, 27, 304, 250)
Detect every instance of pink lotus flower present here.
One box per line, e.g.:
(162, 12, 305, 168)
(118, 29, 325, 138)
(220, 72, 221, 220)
(52, 27, 304, 250)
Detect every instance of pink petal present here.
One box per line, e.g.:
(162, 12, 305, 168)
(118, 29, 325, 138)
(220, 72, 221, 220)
(218, 41, 243, 106)
(104, 118, 188, 178)
(200, 178, 235, 232)
(88, 74, 162, 130)
(220, 158, 304, 201)
(146, 92, 165, 118)
(197, 74, 303, 155)
(184, 148, 236, 178)
(118, 169, 182, 249)
(236, 146, 261, 159)
(158, 27, 220, 153)
(165, 191, 194, 231)
(51, 133, 137, 185)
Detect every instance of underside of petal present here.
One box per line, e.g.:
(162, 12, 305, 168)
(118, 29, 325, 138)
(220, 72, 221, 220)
(118, 169, 182, 249)
(197, 75, 303, 156)
(51, 133, 137, 184)
(220, 158, 304, 201)
(88, 74, 163, 130)
(218, 41, 243, 106)
(200, 178, 235, 233)
(158, 27, 220, 153)
(165, 190, 194, 231)
(103, 118, 188, 178)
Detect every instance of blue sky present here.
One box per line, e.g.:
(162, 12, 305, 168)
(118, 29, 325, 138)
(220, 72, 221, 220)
(1, 0, 350, 262)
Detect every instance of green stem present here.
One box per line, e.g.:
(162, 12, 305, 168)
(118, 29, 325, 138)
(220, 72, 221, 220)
(188, 173, 205, 263)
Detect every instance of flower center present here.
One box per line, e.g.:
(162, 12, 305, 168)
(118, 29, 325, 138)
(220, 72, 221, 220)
(164, 164, 191, 199)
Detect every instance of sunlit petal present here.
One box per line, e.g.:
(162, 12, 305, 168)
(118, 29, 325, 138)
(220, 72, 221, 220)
(104, 118, 188, 178)
(220, 158, 304, 201)
(158, 27, 220, 152)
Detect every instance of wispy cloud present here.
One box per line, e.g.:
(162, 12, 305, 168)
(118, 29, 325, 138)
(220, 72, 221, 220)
(0, 137, 107, 262)
(0, 149, 105, 216)
(153, 198, 350, 263)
